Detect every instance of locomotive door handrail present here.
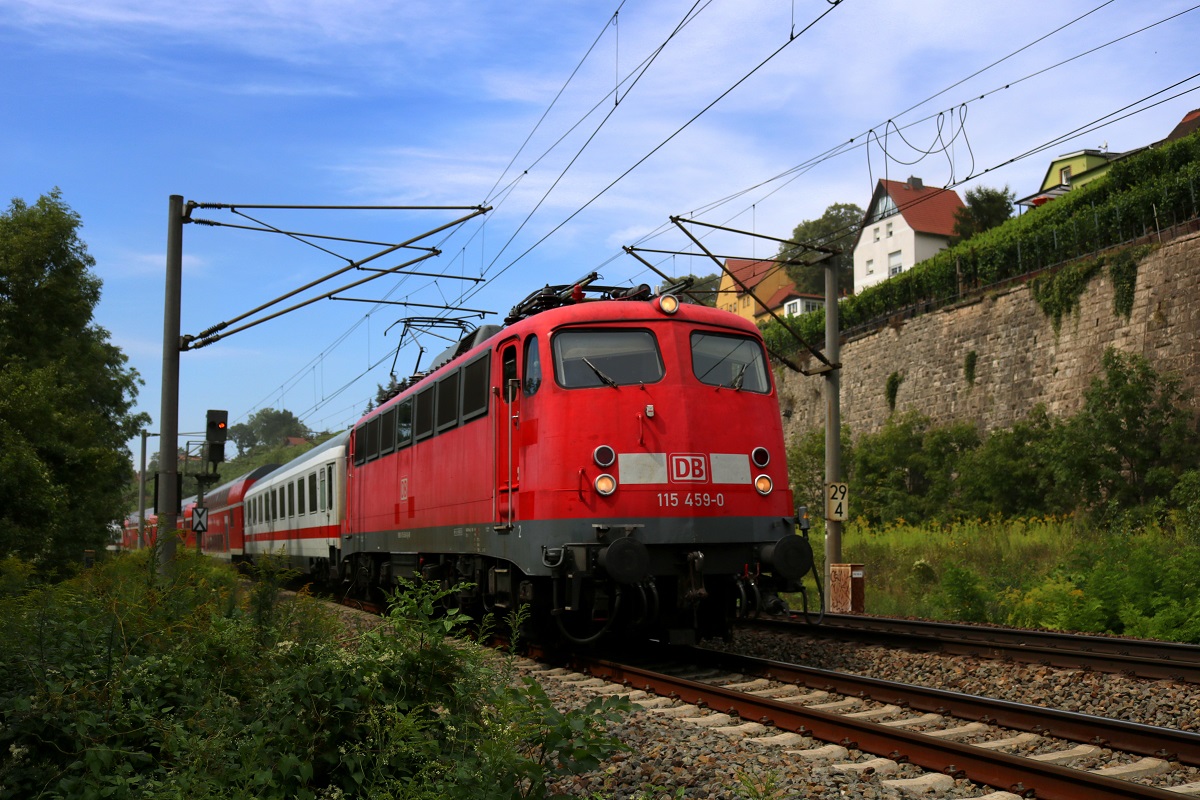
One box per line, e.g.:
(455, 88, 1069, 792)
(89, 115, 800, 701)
(495, 339, 520, 532)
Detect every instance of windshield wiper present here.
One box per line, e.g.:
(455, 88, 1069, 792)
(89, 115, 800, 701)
(582, 358, 620, 389)
(731, 363, 747, 391)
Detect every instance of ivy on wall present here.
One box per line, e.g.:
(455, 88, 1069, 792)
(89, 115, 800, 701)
(886, 371, 903, 411)
(761, 132, 1200, 359)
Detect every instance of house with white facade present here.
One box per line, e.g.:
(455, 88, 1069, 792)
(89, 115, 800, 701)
(852, 177, 964, 294)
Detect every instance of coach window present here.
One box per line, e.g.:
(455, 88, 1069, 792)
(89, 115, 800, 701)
(436, 370, 461, 433)
(288, 483, 295, 517)
(318, 470, 326, 512)
(690, 331, 770, 393)
(380, 407, 397, 455)
(396, 398, 414, 448)
(271, 490, 278, 522)
(297, 479, 306, 516)
(326, 464, 334, 510)
(553, 329, 664, 388)
(461, 354, 490, 421)
(308, 473, 318, 513)
(415, 386, 435, 441)
(524, 335, 542, 396)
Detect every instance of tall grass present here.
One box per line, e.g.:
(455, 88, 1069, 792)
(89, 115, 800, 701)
(794, 516, 1200, 642)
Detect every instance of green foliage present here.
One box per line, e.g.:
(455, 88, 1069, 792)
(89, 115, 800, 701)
(0, 191, 149, 568)
(884, 371, 903, 411)
(228, 407, 313, 457)
(0, 555, 632, 799)
(786, 425, 853, 516)
(1051, 348, 1199, 516)
(1029, 255, 1103, 332)
(842, 517, 1200, 642)
(963, 350, 977, 386)
(1107, 244, 1150, 319)
(952, 184, 1014, 242)
(761, 131, 1200, 364)
(776, 202, 863, 295)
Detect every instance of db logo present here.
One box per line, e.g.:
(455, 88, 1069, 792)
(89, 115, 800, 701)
(670, 453, 708, 483)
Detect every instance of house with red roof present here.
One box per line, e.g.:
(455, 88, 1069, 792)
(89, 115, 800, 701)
(756, 282, 823, 322)
(852, 176, 964, 294)
(715, 257, 791, 323)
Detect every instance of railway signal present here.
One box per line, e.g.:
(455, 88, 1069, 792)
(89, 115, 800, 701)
(206, 409, 227, 465)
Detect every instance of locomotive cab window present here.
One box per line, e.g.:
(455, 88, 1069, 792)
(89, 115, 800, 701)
(524, 335, 542, 396)
(690, 331, 770, 393)
(553, 329, 664, 388)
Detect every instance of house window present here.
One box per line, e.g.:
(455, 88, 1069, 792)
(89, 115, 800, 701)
(888, 251, 903, 276)
(866, 259, 874, 274)
(802, 299, 821, 314)
(886, 222, 893, 238)
(1060, 166, 1072, 185)
(873, 227, 880, 242)
(785, 300, 799, 316)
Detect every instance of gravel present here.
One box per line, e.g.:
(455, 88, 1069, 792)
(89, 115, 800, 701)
(520, 628, 1200, 798)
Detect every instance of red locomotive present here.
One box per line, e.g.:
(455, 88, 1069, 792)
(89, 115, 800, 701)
(126, 277, 814, 643)
(339, 275, 812, 643)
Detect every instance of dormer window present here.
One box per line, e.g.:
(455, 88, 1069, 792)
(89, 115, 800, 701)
(1060, 166, 1072, 186)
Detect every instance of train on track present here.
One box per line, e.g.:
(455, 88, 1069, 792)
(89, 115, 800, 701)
(127, 275, 816, 644)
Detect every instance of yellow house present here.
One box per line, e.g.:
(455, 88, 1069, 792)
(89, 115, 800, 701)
(715, 258, 793, 324)
(1016, 149, 1127, 208)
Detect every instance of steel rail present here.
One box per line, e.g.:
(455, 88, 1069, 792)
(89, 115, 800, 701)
(755, 614, 1200, 683)
(571, 649, 1196, 800)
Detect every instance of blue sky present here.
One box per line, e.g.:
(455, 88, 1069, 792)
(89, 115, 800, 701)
(3, 0, 1198, 462)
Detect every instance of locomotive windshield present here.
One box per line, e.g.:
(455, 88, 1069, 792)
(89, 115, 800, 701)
(553, 329, 664, 388)
(690, 331, 770, 393)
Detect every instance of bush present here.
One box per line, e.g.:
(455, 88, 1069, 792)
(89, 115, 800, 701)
(0, 551, 631, 799)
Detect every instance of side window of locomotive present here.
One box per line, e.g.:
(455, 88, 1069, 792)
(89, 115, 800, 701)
(396, 398, 414, 449)
(690, 331, 771, 393)
(380, 407, 397, 455)
(523, 335, 542, 396)
(308, 473, 318, 513)
(365, 416, 381, 461)
(553, 329, 664, 388)
(502, 345, 518, 402)
(436, 371, 460, 433)
(353, 425, 367, 466)
(415, 386, 435, 441)
(461, 354, 490, 421)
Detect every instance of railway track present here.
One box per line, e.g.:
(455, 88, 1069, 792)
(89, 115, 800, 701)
(537, 644, 1200, 799)
(751, 614, 1200, 684)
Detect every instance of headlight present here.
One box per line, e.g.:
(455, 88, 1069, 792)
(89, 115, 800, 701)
(656, 294, 680, 314)
(595, 474, 617, 496)
(751, 446, 770, 467)
(594, 445, 616, 468)
(754, 474, 773, 495)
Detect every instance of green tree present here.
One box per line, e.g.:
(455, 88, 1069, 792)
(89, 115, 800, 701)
(954, 406, 1067, 519)
(952, 184, 1014, 242)
(227, 407, 310, 456)
(657, 272, 720, 307)
(0, 190, 148, 565)
(776, 202, 863, 295)
(1051, 348, 1199, 514)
